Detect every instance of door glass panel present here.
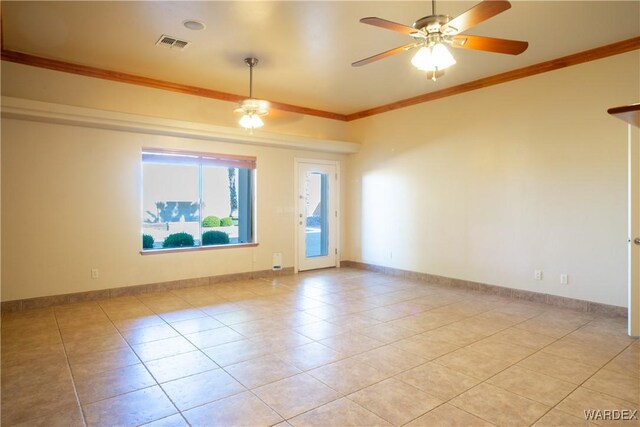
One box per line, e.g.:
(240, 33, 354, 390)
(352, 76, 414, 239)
(304, 172, 328, 258)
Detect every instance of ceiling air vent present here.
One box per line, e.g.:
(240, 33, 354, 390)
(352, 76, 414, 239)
(156, 35, 190, 50)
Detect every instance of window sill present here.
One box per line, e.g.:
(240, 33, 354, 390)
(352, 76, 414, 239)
(140, 242, 258, 255)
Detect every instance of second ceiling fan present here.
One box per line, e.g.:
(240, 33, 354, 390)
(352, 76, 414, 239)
(352, 0, 528, 79)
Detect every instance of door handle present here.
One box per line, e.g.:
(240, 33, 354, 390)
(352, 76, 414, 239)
(634, 238, 640, 246)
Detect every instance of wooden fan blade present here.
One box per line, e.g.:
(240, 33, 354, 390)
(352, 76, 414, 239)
(352, 43, 418, 67)
(360, 17, 420, 35)
(452, 34, 528, 55)
(444, 0, 511, 34)
(351, 43, 419, 67)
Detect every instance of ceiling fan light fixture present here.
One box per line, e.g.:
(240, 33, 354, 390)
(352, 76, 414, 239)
(239, 113, 264, 129)
(236, 57, 269, 132)
(410, 46, 432, 70)
(431, 42, 456, 68)
(410, 43, 455, 71)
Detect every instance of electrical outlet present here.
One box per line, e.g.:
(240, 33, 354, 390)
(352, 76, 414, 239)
(560, 274, 568, 285)
(534, 270, 543, 281)
(91, 269, 99, 279)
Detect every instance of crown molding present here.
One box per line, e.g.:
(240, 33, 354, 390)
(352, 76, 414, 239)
(2, 37, 638, 122)
(0, 50, 348, 122)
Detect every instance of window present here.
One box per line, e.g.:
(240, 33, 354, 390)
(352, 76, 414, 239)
(141, 149, 255, 251)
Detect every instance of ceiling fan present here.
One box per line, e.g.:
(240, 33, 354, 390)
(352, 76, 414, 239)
(352, 0, 528, 79)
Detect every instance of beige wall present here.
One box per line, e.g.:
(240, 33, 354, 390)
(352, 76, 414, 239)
(2, 52, 639, 306)
(1, 63, 348, 301)
(1, 118, 346, 301)
(345, 51, 639, 307)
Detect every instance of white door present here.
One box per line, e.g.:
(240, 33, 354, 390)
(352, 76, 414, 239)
(296, 161, 338, 271)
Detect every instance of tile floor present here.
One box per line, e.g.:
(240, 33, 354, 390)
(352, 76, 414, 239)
(1, 268, 638, 427)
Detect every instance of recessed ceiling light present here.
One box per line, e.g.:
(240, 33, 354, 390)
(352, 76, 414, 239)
(183, 20, 206, 31)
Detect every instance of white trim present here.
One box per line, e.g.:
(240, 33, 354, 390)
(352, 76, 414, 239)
(1, 96, 360, 154)
(628, 123, 639, 337)
(294, 161, 300, 275)
(294, 158, 341, 273)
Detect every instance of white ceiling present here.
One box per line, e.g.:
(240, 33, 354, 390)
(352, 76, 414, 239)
(2, 1, 639, 115)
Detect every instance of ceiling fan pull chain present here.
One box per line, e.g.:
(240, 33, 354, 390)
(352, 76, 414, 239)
(432, 0, 436, 15)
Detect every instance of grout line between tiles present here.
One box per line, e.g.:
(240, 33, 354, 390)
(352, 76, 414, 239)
(51, 309, 89, 427)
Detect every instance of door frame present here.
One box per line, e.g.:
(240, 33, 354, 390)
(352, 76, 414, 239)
(294, 158, 341, 274)
(608, 105, 639, 337)
(628, 123, 639, 337)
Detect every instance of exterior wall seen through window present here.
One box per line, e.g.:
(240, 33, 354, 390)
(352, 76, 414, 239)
(141, 150, 255, 251)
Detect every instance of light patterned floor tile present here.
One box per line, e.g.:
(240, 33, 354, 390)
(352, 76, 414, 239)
(201, 338, 270, 367)
(288, 397, 392, 427)
(396, 362, 481, 401)
(583, 368, 640, 404)
(253, 373, 340, 419)
(532, 408, 591, 427)
(487, 365, 577, 406)
(1, 268, 636, 427)
(517, 351, 599, 384)
(121, 324, 180, 345)
(168, 316, 225, 335)
(74, 363, 156, 404)
(318, 332, 384, 356)
(542, 337, 621, 368)
(488, 327, 558, 350)
(82, 386, 177, 427)
(160, 368, 245, 411)
(604, 344, 640, 378)
(465, 339, 536, 363)
(351, 345, 427, 376)
(11, 403, 86, 427)
(357, 323, 418, 343)
(225, 354, 301, 389)
(140, 413, 190, 427)
(308, 357, 388, 394)
(183, 326, 245, 349)
(275, 342, 346, 371)
(433, 348, 514, 381)
(144, 350, 219, 383)
(391, 335, 459, 360)
(450, 383, 550, 426)
(555, 387, 640, 426)
(182, 391, 283, 427)
(131, 336, 197, 362)
(405, 403, 495, 427)
(347, 378, 442, 426)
